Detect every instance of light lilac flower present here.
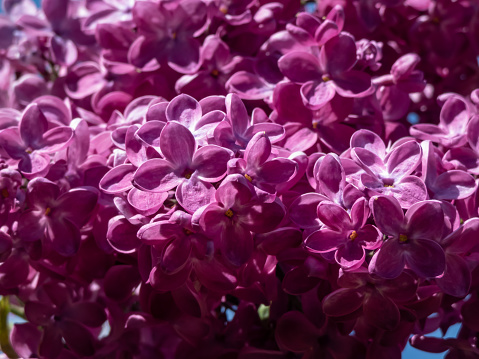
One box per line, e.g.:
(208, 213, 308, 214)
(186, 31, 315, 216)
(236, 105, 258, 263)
(351, 129, 426, 208)
(134, 121, 233, 213)
(0, 103, 73, 178)
(305, 198, 381, 270)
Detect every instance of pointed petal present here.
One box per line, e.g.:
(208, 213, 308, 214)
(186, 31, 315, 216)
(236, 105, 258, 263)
(431, 170, 476, 200)
(244, 132, 271, 169)
(166, 94, 201, 129)
(405, 239, 445, 278)
(387, 141, 422, 180)
(176, 177, 215, 213)
(193, 145, 232, 182)
(370, 195, 404, 236)
(99, 164, 135, 194)
(317, 201, 352, 231)
(221, 224, 253, 266)
(369, 239, 405, 279)
(275, 311, 319, 353)
(278, 52, 321, 83)
(305, 228, 343, 253)
(322, 288, 363, 317)
(134, 159, 181, 192)
(160, 121, 195, 167)
(436, 254, 470, 297)
(20, 104, 47, 149)
(300, 80, 336, 109)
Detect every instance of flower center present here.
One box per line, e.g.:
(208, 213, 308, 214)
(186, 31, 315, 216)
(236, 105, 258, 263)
(182, 169, 193, 179)
(382, 178, 395, 188)
(225, 209, 234, 218)
(219, 5, 228, 14)
(45, 207, 52, 216)
(244, 174, 252, 182)
(399, 234, 408, 243)
(322, 75, 331, 82)
(349, 231, 358, 241)
(183, 228, 192, 235)
(211, 69, 219, 77)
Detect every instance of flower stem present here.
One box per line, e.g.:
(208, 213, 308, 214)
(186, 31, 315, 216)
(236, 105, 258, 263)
(0, 296, 18, 358)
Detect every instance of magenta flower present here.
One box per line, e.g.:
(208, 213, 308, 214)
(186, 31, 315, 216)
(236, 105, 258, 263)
(16, 178, 98, 256)
(0, 104, 73, 178)
(411, 95, 472, 148)
(129, 0, 207, 73)
(278, 33, 374, 110)
(323, 268, 418, 330)
(134, 121, 233, 213)
(369, 195, 446, 279)
(23, 281, 106, 358)
(227, 131, 297, 193)
(351, 129, 427, 208)
(305, 198, 381, 270)
(195, 174, 285, 265)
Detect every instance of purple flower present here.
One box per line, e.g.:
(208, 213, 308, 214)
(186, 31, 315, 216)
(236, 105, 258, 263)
(278, 33, 374, 110)
(195, 174, 285, 265)
(16, 178, 98, 256)
(0, 104, 73, 178)
(305, 198, 381, 270)
(129, 0, 207, 73)
(323, 268, 418, 330)
(351, 129, 427, 208)
(227, 131, 297, 193)
(369, 195, 446, 279)
(134, 121, 233, 213)
(411, 95, 471, 148)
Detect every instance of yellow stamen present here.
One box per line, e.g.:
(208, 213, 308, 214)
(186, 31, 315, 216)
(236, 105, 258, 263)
(185, 173, 191, 179)
(399, 234, 408, 243)
(45, 207, 51, 216)
(312, 122, 318, 129)
(211, 69, 219, 77)
(1, 189, 8, 198)
(220, 5, 228, 14)
(225, 209, 234, 218)
(171, 32, 177, 40)
(349, 231, 358, 241)
(184, 228, 192, 235)
(384, 184, 394, 188)
(244, 174, 252, 182)
(322, 75, 330, 82)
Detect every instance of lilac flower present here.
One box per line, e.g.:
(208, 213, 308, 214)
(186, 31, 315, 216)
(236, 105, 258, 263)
(212, 93, 285, 150)
(421, 141, 476, 200)
(305, 198, 381, 270)
(134, 121, 233, 213)
(323, 268, 418, 330)
(23, 281, 106, 358)
(129, 0, 207, 73)
(278, 33, 374, 110)
(175, 35, 245, 98)
(227, 131, 297, 193)
(369, 195, 446, 279)
(351, 129, 427, 208)
(0, 103, 73, 178)
(411, 95, 472, 148)
(194, 174, 285, 265)
(16, 178, 98, 256)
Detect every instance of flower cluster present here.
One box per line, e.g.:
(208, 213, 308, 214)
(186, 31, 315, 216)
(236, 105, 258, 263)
(0, 0, 478, 358)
